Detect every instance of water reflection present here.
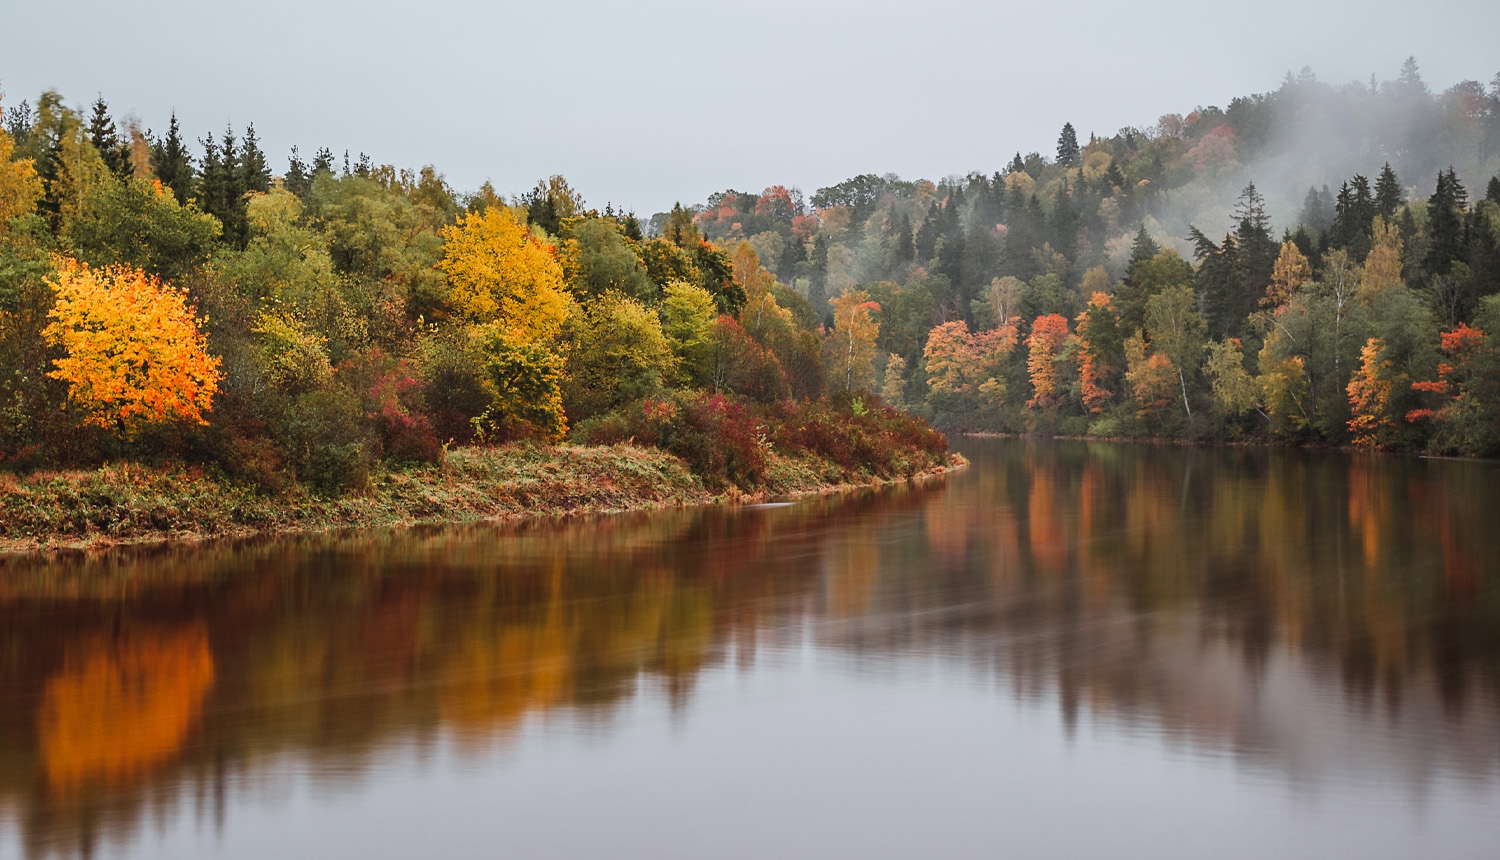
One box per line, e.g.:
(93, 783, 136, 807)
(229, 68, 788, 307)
(1, 439, 1497, 858)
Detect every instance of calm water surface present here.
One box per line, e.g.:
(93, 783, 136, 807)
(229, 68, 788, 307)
(2, 438, 1499, 859)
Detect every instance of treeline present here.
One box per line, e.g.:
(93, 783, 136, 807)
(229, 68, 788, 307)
(678, 60, 1500, 454)
(0, 90, 948, 493)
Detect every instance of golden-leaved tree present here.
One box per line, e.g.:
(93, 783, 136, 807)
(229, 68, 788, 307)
(440, 206, 571, 342)
(0, 125, 43, 227)
(825, 289, 881, 393)
(43, 258, 221, 436)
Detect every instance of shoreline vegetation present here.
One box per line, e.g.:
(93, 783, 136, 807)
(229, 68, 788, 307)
(0, 441, 963, 554)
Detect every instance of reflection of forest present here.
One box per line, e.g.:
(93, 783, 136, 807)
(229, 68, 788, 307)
(1, 440, 1497, 857)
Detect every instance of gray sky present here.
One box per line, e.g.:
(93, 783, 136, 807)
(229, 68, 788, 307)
(3, 0, 1498, 215)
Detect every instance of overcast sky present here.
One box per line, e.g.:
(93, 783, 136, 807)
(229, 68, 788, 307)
(3, 0, 1498, 215)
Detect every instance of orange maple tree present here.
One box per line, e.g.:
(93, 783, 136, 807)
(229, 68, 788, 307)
(43, 258, 222, 436)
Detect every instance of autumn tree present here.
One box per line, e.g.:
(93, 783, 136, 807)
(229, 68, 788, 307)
(1124, 331, 1176, 425)
(43, 258, 221, 437)
(659, 280, 718, 386)
(825, 289, 880, 393)
(440, 206, 572, 342)
(1143, 285, 1206, 418)
(1203, 338, 1260, 419)
(560, 291, 675, 420)
(1346, 338, 1400, 448)
(469, 323, 567, 443)
(0, 124, 44, 227)
(1025, 313, 1071, 410)
(1358, 216, 1403, 303)
(1263, 241, 1311, 310)
(1406, 321, 1499, 454)
(1075, 292, 1120, 413)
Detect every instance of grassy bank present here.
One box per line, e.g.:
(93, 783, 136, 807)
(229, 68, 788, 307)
(0, 442, 960, 553)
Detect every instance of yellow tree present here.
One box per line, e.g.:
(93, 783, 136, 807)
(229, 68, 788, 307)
(440, 206, 571, 342)
(43, 258, 221, 436)
(1347, 337, 1398, 448)
(1264, 241, 1311, 310)
(825, 289, 881, 392)
(1359, 216, 1403, 303)
(0, 125, 43, 228)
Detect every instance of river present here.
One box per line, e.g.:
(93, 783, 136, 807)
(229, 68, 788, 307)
(2, 438, 1498, 859)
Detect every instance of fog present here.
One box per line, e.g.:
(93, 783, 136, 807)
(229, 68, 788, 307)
(2, 0, 1498, 216)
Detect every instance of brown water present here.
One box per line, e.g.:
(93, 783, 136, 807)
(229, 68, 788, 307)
(2, 438, 1499, 860)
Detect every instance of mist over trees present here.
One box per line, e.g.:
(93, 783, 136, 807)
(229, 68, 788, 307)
(674, 60, 1500, 454)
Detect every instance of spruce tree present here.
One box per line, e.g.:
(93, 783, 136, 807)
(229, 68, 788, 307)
(87, 96, 132, 179)
(285, 146, 312, 199)
(1424, 168, 1468, 278)
(1234, 183, 1277, 308)
(1056, 122, 1081, 168)
(313, 147, 336, 175)
(1375, 163, 1403, 219)
(1127, 224, 1160, 274)
(1487, 176, 1500, 205)
(1009, 152, 1025, 175)
(149, 112, 195, 203)
(240, 124, 271, 195)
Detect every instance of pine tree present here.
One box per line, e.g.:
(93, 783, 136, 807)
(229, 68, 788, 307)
(87, 96, 132, 179)
(1009, 152, 1025, 175)
(1126, 224, 1160, 274)
(1487, 176, 1500, 205)
(149, 112, 195, 203)
(1375, 163, 1403, 219)
(1056, 122, 1081, 168)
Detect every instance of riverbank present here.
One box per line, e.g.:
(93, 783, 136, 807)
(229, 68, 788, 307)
(0, 443, 962, 553)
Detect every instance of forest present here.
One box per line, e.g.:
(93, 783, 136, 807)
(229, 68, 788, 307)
(1, 56, 1498, 512)
(0, 88, 947, 503)
(682, 59, 1500, 455)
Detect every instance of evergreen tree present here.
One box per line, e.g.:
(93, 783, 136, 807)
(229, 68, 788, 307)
(313, 147, 336, 175)
(1233, 182, 1277, 313)
(1009, 152, 1025, 175)
(1050, 181, 1079, 262)
(1299, 185, 1334, 237)
(914, 204, 941, 261)
(1424, 167, 1468, 278)
(198, 125, 247, 246)
(894, 213, 914, 262)
(240, 124, 271, 195)
(1190, 228, 1245, 340)
(808, 234, 829, 314)
(3, 99, 32, 145)
(1329, 175, 1376, 257)
(87, 96, 132, 179)
(1375, 162, 1403, 219)
(1487, 176, 1500, 205)
(1126, 224, 1160, 275)
(285, 146, 312, 199)
(778, 232, 806, 282)
(1056, 122, 1081, 168)
(149, 112, 195, 203)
